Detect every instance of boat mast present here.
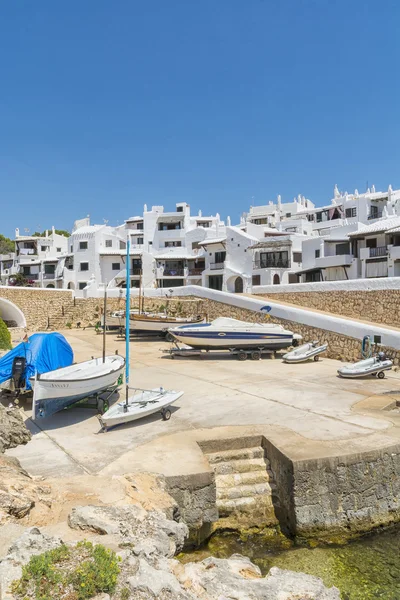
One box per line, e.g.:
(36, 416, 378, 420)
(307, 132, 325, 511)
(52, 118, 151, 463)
(102, 284, 107, 363)
(125, 237, 130, 406)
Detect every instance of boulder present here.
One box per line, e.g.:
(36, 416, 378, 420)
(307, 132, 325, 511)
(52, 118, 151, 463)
(0, 527, 63, 600)
(173, 554, 341, 600)
(68, 504, 189, 559)
(0, 405, 31, 454)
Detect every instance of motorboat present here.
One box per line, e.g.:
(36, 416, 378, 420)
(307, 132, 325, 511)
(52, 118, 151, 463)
(98, 387, 183, 430)
(283, 341, 328, 364)
(337, 352, 393, 379)
(101, 309, 138, 330)
(30, 355, 125, 419)
(0, 333, 73, 395)
(99, 235, 184, 430)
(169, 317, 302, 350)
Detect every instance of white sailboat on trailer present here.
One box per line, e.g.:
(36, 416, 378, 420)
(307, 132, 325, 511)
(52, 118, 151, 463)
(99, 236, 184, 431)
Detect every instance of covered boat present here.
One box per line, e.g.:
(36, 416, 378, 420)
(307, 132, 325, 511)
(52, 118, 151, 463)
(0, 333, 73, 393)
(337, 353, 393, 379)
(283, 341, 328, 364)
(30, 354, 125, 419)
(169, 317, 302, 350)
(99, 387, 183, 430)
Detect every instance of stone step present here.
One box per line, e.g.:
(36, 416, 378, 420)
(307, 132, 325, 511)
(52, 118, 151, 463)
(216, 470, 271, 488)
(216, 495, 276, 517)
(212, 457, 269, 475)
(206, 446, 265, 464)
(216, 482, 273, 501)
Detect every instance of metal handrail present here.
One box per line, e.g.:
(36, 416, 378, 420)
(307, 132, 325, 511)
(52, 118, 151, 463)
(370, 246, 387, 258)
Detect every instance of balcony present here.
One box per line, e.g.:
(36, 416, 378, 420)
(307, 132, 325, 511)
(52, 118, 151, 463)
(188, 268, 204, 276)
(210, 262, 225, 270)
(253, 260, 289, 269)
(162, 268, 184, 276)
(43, 272, 56, 279)
(370, 246, 388, 258)
(22, 273, 39, 280)
(368, 212, 383, 220)
(131, 268, 142, 275)
(315, 254, 353, 269)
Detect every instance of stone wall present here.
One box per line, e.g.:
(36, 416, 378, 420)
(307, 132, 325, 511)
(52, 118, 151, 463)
(256, 289, 400, 329)
(0, 287, 204, 332)
(293, 444, 400, 540)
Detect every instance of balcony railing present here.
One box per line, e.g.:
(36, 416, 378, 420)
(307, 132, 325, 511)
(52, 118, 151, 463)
(162, 268, 184, 276)
(370, 246, 388, 258)
(253, 260, 290, 269)
(368, 212, 382, 220)
(43, 272, 56, 279)
(131, 268, 142, 275)
(188, 268, 204, 275)
(22, 273, 39, 280)
(210, 262, 225, 270)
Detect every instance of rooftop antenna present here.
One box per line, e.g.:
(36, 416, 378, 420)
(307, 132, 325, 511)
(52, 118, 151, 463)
(24, 228, 30, 235)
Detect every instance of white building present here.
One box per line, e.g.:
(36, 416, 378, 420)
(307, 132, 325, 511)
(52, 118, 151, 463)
(0, 227, 68, 288)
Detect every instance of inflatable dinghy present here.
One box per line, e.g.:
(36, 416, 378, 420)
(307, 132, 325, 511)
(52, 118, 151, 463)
(337, 352, 393, 379)
(283, 341, 328, 364)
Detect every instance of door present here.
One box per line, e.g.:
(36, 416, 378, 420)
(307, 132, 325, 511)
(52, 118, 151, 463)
(234, 277, 243, 293)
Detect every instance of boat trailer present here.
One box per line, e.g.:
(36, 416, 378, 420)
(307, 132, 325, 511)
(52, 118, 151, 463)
(163, 342, 276, 361)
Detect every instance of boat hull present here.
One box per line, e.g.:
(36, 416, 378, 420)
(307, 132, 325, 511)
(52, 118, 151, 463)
(99, 389, 183, 428)
(31, 356, 125, 420)
(337, 358, 393, 379)
(128, 316, 205, 334)
(283, 343, 328, 364)
(170, 330, 294, 350)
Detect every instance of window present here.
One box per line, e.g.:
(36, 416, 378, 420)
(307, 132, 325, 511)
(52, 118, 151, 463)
(259, 251, 289, 268)
(158, 222, 181, 230)
(345, 207, 357, 218)
(165, 241, 182, 247)
(105, 240, 112, 248)
(197, 221, 210, 228)
(285, 213, 291, 218)
(370, 206, 379, 219)
(119, 241, 126, 249)
(307, 214, 315, 222)
(41, 246, 48, 252)
(293, 252, 302, 263)
(112, 263, 120, 271)
(80, 262, 89, 271)
(288, 273, 298, 283)
(79, 241, 88, 250)
(177, 206, 184, 212)
(252, 274, 261, 286)
(44, 264, 55, 274)
(316, 212, 322, 223)
(136, 237, 144, 244)
(315, 249, 320, 258)
(336, 243, 350, 256)
(78, 282, 87, 290)
(56, 247, 61, 252)
(215, 251, 226, 264)
(366, 238, 377, 249)
(253, 218, 268, 225)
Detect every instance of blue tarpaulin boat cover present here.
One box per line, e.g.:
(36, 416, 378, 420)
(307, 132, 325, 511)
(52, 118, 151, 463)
(0, 333, 73, 390)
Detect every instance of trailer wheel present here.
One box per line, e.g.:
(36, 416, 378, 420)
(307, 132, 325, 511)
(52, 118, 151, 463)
(165, 332, 174, 343)
(377, 371, 385, 379)
(237, 351, 247, 361)
(162, 408, 171, 421)
(251, 351, 261, 361)
(314, 355, 320, 362)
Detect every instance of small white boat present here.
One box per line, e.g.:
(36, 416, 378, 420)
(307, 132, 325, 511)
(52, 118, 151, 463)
(128, 313, 205, 338)
(30, 355, 125, 419)
(283, 341, 328, 364)
(98, 387, 183, 430)
(169, 317, 302, 350)
(337, 353, 393, 379)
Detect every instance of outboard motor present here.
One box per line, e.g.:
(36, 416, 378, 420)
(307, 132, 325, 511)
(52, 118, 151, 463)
(378, 351, 386, 362)
(11, 356, 26, 392)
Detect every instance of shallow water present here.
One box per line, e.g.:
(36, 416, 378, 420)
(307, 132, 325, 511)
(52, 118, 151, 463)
(183, 527, 400, 599)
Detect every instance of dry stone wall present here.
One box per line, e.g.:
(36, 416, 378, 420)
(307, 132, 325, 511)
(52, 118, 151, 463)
(0, 287, 204, 332)
(256, 289, 400, 328)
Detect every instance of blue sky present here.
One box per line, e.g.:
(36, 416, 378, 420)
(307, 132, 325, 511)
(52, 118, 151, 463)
(1, 0, 400, 237)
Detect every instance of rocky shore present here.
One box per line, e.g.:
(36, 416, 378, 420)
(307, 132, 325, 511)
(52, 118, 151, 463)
(0, 407, 339, 599)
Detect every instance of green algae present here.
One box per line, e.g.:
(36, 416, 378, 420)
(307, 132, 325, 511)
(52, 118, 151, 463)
(183, 526, 400, 599)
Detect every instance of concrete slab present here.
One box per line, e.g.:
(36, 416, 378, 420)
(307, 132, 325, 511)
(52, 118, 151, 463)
(6, 329, 400, 479)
